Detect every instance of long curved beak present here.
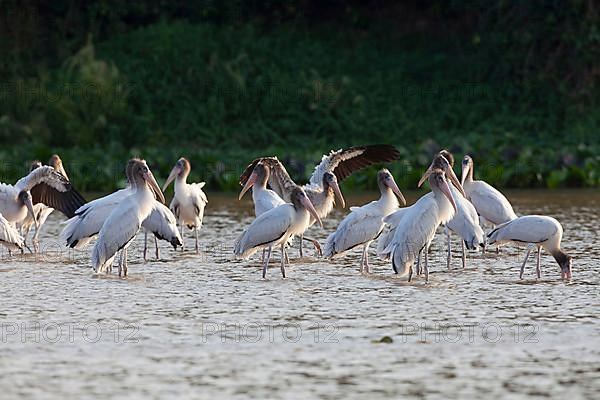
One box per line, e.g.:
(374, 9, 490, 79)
(418, 166, 433, 188)
(162, 166, 180, 192)
(387, 178, 406, 205)
(446, 167, 466, 197)
(239, 171, 257, 200)
(25, 195, 38, 230)
(439, 177, 457, 213)
(300, 195, 323, 228)
(331, 179, 346, 209)
(460, 163, 469, 186)
(144, 172, 166, 204)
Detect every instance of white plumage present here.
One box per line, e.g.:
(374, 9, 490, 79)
(0, 213, 24, 251)
(163, 158, 208, 253)
(324, 169, 405, 273)
(142, 201, 182, 259)
(92, 159, 165, 276)
(487, 215, 572, 279)
(382, 170, 456, 282)
(234, 187, 322, 278)
(461, 155, 517, 226)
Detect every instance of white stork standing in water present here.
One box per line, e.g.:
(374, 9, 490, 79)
(239, 144, 400, 257)
(487, 215, 572, 280)
(418, 151, 485, 269)
(234, 187, 322, 278)
(381, 168, 457, 282)
(163, 157, 208, 254)
(0, 213, 24, 253)
(92, 158, 165, 276)
(0, 163, 86, 238)
(20, 155, 71, 252)
(61, 164, 181, 258)
(324, 169, 405, 273)
(461, 155, 517, 253)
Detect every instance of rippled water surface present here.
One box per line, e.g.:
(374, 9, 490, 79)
(1, 190, 599, 399)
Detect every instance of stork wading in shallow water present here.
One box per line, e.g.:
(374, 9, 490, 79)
(163, 158, 208, 254)
(238, 161, 287, 261)
(419, 151, 485, 270)
(487, 215, 572, 280)
(381, 168, 457, 282)
(234, 187, 322, 279)
(324, 169, 406, 273)
(92, 159, 166, 277)
(239, 144, 400, 257)
(61, 163, 181, 259)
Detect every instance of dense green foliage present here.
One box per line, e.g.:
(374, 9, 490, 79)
(1, 1, 598, 191)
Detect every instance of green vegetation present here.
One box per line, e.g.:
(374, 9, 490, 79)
(1, 2, 598, 191)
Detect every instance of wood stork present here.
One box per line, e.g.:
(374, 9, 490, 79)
(92, 159, 165, 276)
(163, 157, 208, 254)
(419, 151, 485, 269)
(239, 145, 400, 256)
(61, 164, 181, 258)
(487, 215, 572, 280)
(0, 163, 85, 231)
(381, 169, 457, 282)
(234, 187, 322, 278)
(238, 161, 285, 216)
(461, 155, 517, 227)
(0, 213, 24, 252)
(20, 155, 71, 253)
(324, 169, 405, 273)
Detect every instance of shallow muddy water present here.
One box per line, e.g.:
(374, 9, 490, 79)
(1, 190, 599, 399)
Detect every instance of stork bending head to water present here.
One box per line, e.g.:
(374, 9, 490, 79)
(163, 157, 208, 254)
(239, 144, 400, 257)
(92, 159, 165, 276)
(324, 169, 405, 273)
(382, 169, 456, 282)
(234, 187, 322, 278)
(487, 215, 572, 280)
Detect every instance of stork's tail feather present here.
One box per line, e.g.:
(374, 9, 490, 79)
(323, 232, 337, 258)
(391, 247, 411, 277)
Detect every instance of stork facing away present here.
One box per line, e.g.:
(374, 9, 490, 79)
(239, 145, 400, 257)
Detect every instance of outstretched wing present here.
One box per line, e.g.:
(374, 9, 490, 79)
(309, 144, 400, 186)
(239, 157, 297, 201)
(16, 166, 86, 218)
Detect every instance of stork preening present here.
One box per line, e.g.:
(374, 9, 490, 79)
(381, 168, 457, 282)
(92, 159, 165, 276)
(487, 215, 572, 280)
(163, 157, 208, 254)
(324, 169, 405, 273)
(239, 144, 400, 257)
(419, 151, 485, 269)
(234, 187, 322, 278)
(142, 202, 183, 260)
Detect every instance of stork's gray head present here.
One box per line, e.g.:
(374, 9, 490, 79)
(554, 251, 573, 280)
(323, 172, 345, 208)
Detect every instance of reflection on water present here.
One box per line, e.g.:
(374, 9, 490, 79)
(1, 190, 599, 399)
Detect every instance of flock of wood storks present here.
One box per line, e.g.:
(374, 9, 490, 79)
(0, 145, 572, 281)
